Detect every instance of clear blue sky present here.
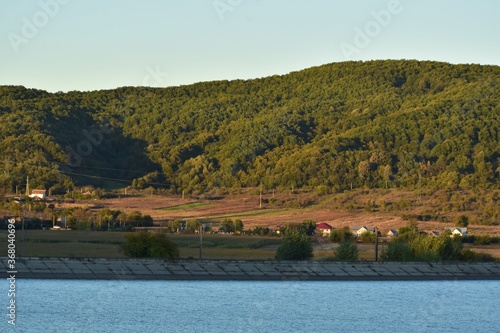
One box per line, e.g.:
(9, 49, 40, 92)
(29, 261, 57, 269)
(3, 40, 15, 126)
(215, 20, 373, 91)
(1, 0, 499, 92)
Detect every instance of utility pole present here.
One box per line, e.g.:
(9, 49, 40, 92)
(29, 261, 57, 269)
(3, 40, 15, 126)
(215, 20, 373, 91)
(259, 185, 262, 208)
(25, 176, 29, 196)
(374, 227, 379, 262)
(199, 224, 203, 261)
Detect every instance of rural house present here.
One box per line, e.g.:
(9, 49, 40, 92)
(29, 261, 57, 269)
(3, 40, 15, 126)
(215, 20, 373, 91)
(351, 226, 376, 237)
(451, 228, 467, 237)
(387, 230, 398, 237)
(315, 223, 333, 236)
(29, 189, 46, 200)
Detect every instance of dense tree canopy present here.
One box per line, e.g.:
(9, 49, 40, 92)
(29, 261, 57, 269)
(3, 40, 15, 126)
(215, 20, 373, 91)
(0, 60, 498, 193)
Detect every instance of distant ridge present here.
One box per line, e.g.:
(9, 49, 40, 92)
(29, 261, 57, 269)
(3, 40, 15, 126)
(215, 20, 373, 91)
(0, 60, 498, 193)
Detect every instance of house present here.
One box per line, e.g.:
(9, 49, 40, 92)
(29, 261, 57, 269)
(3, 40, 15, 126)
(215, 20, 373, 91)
(29, 189, 46, 200)
(316, 223, 333, 237)
(351, 226, 376, 237)
(451, 228, 467, 237)
(387, 230, 399, 237)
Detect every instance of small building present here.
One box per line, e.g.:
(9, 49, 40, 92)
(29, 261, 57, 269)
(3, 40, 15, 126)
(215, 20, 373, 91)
(387, 230, 399, 237)
(451, 228, 467, 237)
(29, 189, 46, 200)
(316, 223, 333, 237)
(351, 226, 376, 237)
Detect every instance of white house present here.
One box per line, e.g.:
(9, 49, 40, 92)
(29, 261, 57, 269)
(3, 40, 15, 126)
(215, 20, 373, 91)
(351, 226, 376, 237)
(29, 189, 46, 200)
(387, 230, 399, 237)
(451, 228, 467, 237)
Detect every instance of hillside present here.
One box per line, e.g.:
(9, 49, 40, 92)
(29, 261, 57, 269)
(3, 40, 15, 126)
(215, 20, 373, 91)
(0, 60, 499, 195)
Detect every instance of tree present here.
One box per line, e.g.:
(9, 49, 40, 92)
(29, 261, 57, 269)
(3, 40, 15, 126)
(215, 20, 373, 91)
(329, 226, 355, 242)
(359, 230, 375, 243)
(282, 220, 316, 236)
(220, 218, 235, 233)
(234, 219, 244, 233)
(185, 220, 201, 233)
(358, 160, 370, 187)
(381, 240, 413, 261)
(382, 164, 392, 188)
(455, 215, 469, 228)
(166, 219, 181, 233)
(333, 240, 359, 261)
(122, 232, 179, 259)
(275, 232, 313, 260)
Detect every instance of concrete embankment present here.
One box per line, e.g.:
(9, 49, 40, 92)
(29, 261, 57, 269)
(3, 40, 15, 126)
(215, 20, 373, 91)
(2, 258, 500, 281)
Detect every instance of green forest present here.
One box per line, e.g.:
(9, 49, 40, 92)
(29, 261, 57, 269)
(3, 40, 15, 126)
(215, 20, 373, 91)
(0, 60, 499, 194)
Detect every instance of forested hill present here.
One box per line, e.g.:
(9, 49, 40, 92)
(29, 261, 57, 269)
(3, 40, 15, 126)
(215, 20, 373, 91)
(0, 60, 499, 194)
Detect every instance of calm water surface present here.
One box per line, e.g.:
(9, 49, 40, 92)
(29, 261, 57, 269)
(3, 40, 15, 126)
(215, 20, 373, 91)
(3, 279, 498, 332)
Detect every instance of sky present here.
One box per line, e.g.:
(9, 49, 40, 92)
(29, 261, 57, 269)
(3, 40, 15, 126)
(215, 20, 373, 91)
(1, 0, 499, 92)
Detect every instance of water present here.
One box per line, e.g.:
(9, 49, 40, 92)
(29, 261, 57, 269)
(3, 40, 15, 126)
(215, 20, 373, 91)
(2, 279, 498, 332)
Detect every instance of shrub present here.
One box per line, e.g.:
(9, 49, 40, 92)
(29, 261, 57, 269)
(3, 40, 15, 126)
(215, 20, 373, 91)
(122, 232, 179, 259)
(275, 233, 313, 260)
(329, 227, 355, 242)
(460, 249, 496, 262)
(333, 240, 359, 261)
(455, 215, 469, 228)
(359, 231, 375, 243)
(474, 235, 492, 245)
(381, 240, 413, 261)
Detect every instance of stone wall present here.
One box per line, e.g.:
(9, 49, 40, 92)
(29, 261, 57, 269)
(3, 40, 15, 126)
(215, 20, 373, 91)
(2, 258, 500, 281)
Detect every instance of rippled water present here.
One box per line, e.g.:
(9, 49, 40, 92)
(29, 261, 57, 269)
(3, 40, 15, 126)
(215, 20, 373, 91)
(2, 279, 498, 332)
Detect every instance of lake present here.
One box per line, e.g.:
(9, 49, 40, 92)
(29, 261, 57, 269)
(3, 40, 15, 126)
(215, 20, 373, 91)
(3, 279, 498, 332)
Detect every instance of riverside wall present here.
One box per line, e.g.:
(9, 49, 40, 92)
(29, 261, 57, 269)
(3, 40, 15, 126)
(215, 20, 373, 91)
(2, 257, 500, 281)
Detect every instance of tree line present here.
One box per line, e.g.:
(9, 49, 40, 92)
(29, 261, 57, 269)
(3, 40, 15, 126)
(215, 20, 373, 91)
(0, 60, 498, 194)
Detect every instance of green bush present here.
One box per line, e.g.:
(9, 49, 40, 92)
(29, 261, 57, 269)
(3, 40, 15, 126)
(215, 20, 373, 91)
(359, 231, 375, 243)
(460, 249, 496, 262)
(473, 235, 492, 245)
(455, 215, 469, 228)
(381, 240, 413, 261)
(333, 240, 359, 261)
(275, 233, 313, 260)
(329, 227, 355, 242)
(122, 232, 179, 259)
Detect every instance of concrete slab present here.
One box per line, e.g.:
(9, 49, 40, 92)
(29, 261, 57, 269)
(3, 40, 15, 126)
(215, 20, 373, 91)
(6, 258, 500, 281)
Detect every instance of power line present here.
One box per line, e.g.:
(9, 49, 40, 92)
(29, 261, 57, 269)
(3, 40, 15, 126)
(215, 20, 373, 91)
(59, 171, 132, 183)
(59, 170, 171, 187)
(4, 158, 167, 179)
(57, 163, 157, 175)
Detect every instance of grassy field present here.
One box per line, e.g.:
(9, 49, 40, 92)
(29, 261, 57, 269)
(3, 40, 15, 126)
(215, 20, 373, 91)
(1, 230, 496, 261)
(0, 230, 282, 259)
(158, 202, 210, 211)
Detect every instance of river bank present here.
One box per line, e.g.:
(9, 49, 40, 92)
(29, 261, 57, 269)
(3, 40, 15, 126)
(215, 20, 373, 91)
(2, 257, 499, 281)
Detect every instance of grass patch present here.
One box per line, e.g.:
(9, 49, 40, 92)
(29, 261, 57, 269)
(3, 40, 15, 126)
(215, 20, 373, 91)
(169, 234, 280, 249)
(159, 202, 210, 210)
(0, 230, 281, 259)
